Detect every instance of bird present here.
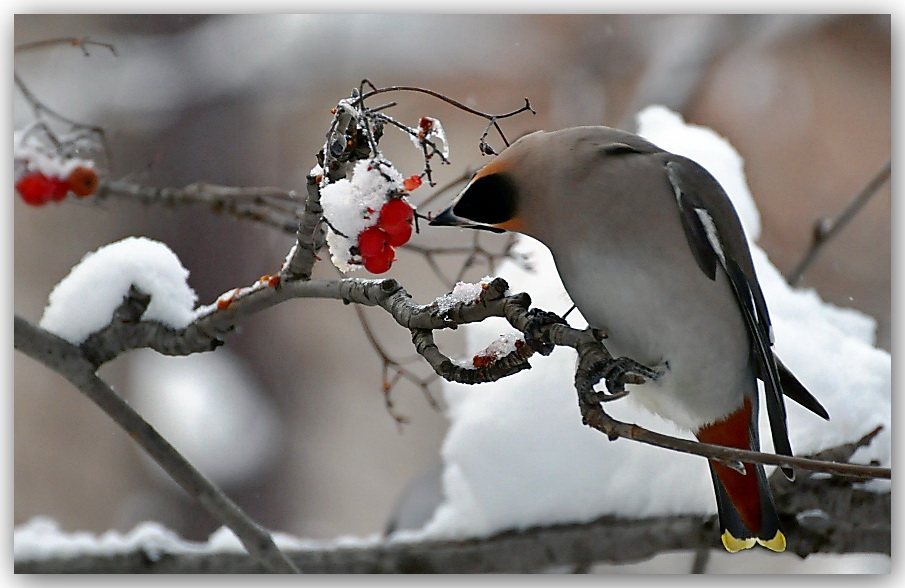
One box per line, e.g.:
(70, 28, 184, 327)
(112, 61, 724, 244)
(429, 126, 829, 552)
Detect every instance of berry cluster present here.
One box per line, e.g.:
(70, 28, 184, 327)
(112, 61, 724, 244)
(357, 197, 415, 274)
(16, 166, 99, 207)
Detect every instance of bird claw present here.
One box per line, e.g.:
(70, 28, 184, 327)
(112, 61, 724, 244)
(580, 356, 661, 406)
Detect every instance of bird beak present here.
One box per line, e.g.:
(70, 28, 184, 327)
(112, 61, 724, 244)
(429, 205, 506, 233)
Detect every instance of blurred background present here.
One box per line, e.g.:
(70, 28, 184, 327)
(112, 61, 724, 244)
(13, 14, 890, 572)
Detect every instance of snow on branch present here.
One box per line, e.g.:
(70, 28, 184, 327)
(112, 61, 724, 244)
(14, 427, 890, 573)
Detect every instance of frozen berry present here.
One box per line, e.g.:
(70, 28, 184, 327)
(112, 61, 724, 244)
(16, 172, 57, 206)
(66, 166, 99, 197)
(383, 222, 412, 247)
(378, 199, 414, 232)
(363, 245, 395, 274)
(358, 226, 389, 258)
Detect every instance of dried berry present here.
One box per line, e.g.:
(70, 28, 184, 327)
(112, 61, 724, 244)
(403, 175, 423, 192)
(66, 166, 99, 197)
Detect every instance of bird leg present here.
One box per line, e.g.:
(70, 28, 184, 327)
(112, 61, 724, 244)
(574, 331, 662, 408)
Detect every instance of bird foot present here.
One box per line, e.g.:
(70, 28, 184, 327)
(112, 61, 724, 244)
(580, 356, 662, 406)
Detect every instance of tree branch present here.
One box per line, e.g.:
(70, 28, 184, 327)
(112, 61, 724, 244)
(14, 316, 299, 574)
(14, 433, 889, 573)
(94, 179, 302, 235)
(788, 159, 891, 285)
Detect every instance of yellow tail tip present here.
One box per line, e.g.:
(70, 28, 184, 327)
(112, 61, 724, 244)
(721, 532, 756, 552)
(721, 530, 787, 553)
(757, 530, 787, 552)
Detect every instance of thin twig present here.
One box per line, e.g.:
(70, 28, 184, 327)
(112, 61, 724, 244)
(15, 36, 117, 56)
(581, 406, 889, 480)
(788, 159, 891, 285)
(94, 179, 303, 235)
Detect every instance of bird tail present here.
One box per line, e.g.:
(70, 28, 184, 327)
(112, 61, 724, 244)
(707, 461, 785, 552)
(695, 398, 786, 552)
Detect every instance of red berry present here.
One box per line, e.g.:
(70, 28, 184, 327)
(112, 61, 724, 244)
(66, 166, 99, 197)
(358, 226, 389, 258)
(362, 245, 395, 274)
(48, 177, 70, 201)
(16, 172, 55, 206)
(378, 199, 414, 232)
(384, 222, 412, 247)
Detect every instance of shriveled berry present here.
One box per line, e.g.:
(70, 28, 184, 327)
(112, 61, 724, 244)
(16, 172, 56, 206)
(383, 222, 412, 247)
(358, 226, 389, 258)
(66, 166, 99, 197)
(378, 199, 414, 232)
(362, 245, 395, 274)
(403, 175, 422, 192)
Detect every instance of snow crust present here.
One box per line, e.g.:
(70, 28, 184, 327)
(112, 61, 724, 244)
(12, 517, 382, 562)
(39, 237, 197, 344)
(433, 276, 495, 314)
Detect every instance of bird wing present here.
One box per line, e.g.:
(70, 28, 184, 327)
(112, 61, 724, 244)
(664, 158, 811, 478)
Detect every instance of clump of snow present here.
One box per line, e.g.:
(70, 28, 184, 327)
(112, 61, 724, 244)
(416, 106, 891, 540)
(13, 517, 206, 561)
(434, 276, 496, 314)
(409, 116, 450, 159)
(454, 331, 525, 369)
(39, 237, 198, 344)
(13, 517, 379, 562)
(320, 158, 409, 272)
(14, 128, 96, 179)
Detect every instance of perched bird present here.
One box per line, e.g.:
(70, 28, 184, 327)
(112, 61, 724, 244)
(430, 126, 829, 552)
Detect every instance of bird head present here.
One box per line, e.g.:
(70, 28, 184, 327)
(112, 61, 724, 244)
(429, 136, 535, 235)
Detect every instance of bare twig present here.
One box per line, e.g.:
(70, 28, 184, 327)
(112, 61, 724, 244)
(13, 316, 299, 574)
(352, 304, 441, 425)
(580, 406, 889, 480)
(94, 179, 303, 235)
(788, 159, 891, 285)
(15, 36, 117, 56)
(354, 81, 535, 153)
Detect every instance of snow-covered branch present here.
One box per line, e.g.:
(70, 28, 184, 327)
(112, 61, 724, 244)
(15, 428, 890, 573)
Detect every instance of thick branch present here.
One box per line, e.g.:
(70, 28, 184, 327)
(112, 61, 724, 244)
(14, 316, 298, 574)
(75, 270, 890, 483)
(14, 445, 889, 573)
